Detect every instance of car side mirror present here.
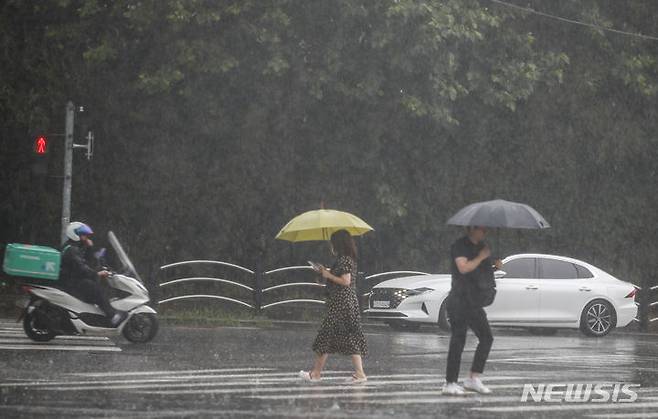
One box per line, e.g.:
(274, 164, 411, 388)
(494, 270, 507, 279)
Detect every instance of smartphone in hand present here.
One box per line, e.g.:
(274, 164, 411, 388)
(308, 261, 322, 272)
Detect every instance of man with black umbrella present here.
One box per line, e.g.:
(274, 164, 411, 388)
(442, 225, 502, 396)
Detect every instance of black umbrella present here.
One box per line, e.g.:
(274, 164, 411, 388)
(446, 199, 550, 229)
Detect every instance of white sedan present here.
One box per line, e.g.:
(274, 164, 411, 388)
(365, 254, 638, 337)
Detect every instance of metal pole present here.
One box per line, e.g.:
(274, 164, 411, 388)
(61, 101, 75, 244)
(254, 261, 262, 314)
(639, 276, 649, 332)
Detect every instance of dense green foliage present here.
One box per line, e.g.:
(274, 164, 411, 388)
(1, 1, 657, 298)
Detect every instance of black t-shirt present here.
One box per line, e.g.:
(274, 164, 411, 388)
(449, 236, 492, 300)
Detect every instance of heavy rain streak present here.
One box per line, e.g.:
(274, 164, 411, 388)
(1, 1, 657, 418)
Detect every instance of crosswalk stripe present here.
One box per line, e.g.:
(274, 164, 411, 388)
(472, 399, 658, 413)
(586, 413, 658, 418)
(152, 383, 657, 399)
(0, 373, 353, 389)
(0, 335, 110, 343)
(0, 344, 121, 352)
(245, 391, 526, 401)
(138, 379, 531, 395)
(2, 377, 441, 392)
(0, 324, 119, 351)
(0, 372, 526, 387)
(0, 373, 533, 392)
(71, 367, 277, 377)
(1, 364, 650, 417)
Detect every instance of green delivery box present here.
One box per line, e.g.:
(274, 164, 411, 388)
(3, 243, 61, 281)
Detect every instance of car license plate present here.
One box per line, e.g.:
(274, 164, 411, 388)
(372, 300, 390, 308)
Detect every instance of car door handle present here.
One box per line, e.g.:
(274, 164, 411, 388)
(579, 287, 592, 292)
(525, 285, 539, 290)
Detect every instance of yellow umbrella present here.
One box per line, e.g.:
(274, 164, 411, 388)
(275, 209, 374, 242)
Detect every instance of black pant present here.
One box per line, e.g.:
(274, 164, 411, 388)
(445, 295, 494, 383)
(69, 279, 117, 318)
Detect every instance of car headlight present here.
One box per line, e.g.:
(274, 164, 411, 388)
(395, 287, 434, 299)
(411, 287, 434, 295)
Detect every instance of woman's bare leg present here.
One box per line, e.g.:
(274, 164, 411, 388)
(351, 354, 366, 378)
(311, 353, 329, 379)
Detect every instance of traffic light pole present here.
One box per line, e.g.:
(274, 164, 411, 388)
(61, 101, 74, 244)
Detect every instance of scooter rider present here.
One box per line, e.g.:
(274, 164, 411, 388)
(60, 222, 126, 326)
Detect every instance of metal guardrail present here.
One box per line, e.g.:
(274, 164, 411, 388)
(158, 261, 327, 311)
(160, 277, 254, 291)
(157, 262, 657, 329)
(158, 294, 255, 309)
(261, 266, 326, 309)
(158, 260, 428, 313)
(160, 260, 255, 274)
(365, 271, 430, 280)
(159, 261, 256, 309)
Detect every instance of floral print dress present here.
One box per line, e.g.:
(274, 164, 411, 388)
(312, 255, 368, 356)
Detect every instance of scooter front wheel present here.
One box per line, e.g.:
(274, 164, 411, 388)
(23, 309, 56, 342)
(122, 312, 158, 343)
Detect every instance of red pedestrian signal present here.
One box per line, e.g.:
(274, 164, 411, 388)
(34, 136, 48, 155)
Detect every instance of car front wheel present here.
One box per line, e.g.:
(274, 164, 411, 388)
(580, 299, 616, 337)
(438, 300, 450, 331)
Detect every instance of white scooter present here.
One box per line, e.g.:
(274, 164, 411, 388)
(19, 232, 158, 343)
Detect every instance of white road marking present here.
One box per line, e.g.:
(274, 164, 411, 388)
(10, 377, 443, 392)
(586, 413, 658, 418)
(132, 377, 532, 395)
(0, 364, 649, 418)
(0, 405, 383, 419)
(0, 323, 119, 353)
(0, 374, 526, 386)
(341, 396, 528, 404)
(248, 391, 523, 401)
(472, 400, 658, 413)
(489, 354, 642, 364)
(181, 384, 658, 399)
(0, 344, 121, 352)
(0, 371, 355, 388)
(0, 372, 531, 392)
(0, 334, 111, 343)
(71, 367, 277, 377)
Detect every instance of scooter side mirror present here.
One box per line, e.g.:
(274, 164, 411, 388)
(94, 248, 108, 268)
(94, 248, 107, 259)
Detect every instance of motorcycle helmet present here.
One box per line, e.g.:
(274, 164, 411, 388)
(66, 221, 94, 242)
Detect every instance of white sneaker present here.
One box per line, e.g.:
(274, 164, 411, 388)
(442, 382, 466, 396)
(463, 377, 492, 394)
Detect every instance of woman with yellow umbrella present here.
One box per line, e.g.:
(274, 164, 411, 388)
(276, 209, 372, 383)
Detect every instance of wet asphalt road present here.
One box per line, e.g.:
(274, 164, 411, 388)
(1, 319, 657, 418)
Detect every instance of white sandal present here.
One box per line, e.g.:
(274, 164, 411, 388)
(298, 370, 321, 382)
(347, 374, 367, 384)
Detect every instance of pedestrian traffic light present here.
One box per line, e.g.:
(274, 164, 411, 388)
(34, 135, 48, 155)
(31, 135, 50, 176)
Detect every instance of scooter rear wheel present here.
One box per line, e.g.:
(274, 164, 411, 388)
(122, 313, 158, 343)
(23, 310, 56, 342)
